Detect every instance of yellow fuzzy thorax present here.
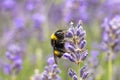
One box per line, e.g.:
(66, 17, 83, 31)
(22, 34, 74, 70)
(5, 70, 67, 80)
(51, 33, 58, 40)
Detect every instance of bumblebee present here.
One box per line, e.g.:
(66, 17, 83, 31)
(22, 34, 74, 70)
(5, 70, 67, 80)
(51, 30, 66, 64)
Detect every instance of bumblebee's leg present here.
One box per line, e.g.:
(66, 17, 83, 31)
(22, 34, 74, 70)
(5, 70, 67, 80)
(54, 54, 58, 64)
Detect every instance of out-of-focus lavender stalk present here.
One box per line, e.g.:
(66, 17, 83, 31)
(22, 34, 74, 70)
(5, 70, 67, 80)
(41, 57, 61, 80)
(4, 44, 23, 80)
(63, 21, 89, 80)
(31, 57, 61, 80)
(86, 50, 101, 80)
(108, 54, 112, 80)
(101, 15, 120, 80)
(63, 0, 89, 24)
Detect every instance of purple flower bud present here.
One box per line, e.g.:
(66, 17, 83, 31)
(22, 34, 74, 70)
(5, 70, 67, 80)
(68, 68, 76, 77)
(41, 57, 61, 79)
(65, 42, 75, 52)
(82, 72, 89, 79)
(47, 57, 55, 65)
(63, 53, 75, 62)
(73, 75, 78, 80)
(8, 44, 21, 54)
(81, 51, 88, 61)
(76, 22, 83, 33)
(55, 75, 61, 80)
(91, 50, 99, 58)
(79, 31, 86, 38)
(80, 65, 87, 77)
(76, 27, 82, 37)
(44, 66, 49, 72)
(13, 56, 22, 65)
(55, 69, 61, 74)
(63, 53, 71, 59)
(69, 56, 75, 62)
(113, 44, 120, 53)
(79, 40, 87, 49)
(53, 64, 58, 69)
(65, 25, 74, 37)
(25, 1, 35, 12)
(2, 0, 16, 10)
(102, 31, 109, 43)
(6, 52, 14, 60)
(68, 46, 75, 52)
(13, 17, 25, 29)
(65, 30, 74, 37)
(4, 64, 11, 75)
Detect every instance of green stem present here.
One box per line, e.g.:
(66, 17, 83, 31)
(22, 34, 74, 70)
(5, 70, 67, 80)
(78, 64, 82, 80)
(11, 74, 16, 80)
(108, 51, 112, 80)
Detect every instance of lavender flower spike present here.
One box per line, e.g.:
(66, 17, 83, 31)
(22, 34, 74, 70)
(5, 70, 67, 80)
(41, 57, 61, 80)
(4, 44, 22, 75)
(30, 69, 41, 80)
(101, 15, 120, 59)
(63, 21, 88, 64)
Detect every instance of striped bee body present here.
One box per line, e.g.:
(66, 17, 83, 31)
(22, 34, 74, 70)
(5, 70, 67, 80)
(51, 30, 66, 63)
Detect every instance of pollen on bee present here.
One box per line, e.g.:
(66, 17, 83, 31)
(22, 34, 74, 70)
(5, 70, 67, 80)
(54, 50, 60, 56)
(51, 33, 58, 40)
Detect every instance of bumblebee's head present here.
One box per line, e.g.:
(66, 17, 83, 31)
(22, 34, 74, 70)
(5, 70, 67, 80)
(54, 30, 65, 40)
(51, 30, 65, 40)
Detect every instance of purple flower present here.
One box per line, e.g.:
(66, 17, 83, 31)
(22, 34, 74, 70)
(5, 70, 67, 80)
(4, 44, 22, 75)
(79, 40, 87, 49)
(47, 57, 55, 65)
(81, 51, 88, 61)
(63, 21, 90, 79)
(68, 66, 89, 80)
(31, 57, 61, 80)
(63, 0, 89, 24)
(80, 65, 89, 79)
(101, 15, 120, 59)
(68, 68, 77, 78)
(85, 50, 100, 80)
(63, 53, 75, 62)
(31, 13, 45, 42)
(48, 3, 63, 26)
(1, 0, 16, 10)
(68, 68, 80, 80)
(91, 50, 99, 58)
(73, 75, 78, 80)
(25, 1, 35, 12)
(24, 0, 44, 12)
(32, 13, 45, 29)
(13, 17, 25, 29)
(103, 0, 120, 17)
(63, 21, 88, 64)
(41, 57, 61, 80)
(4, 64, 12, 75)
(82, 72, 89, 79)
(31, 69, 41, 80)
